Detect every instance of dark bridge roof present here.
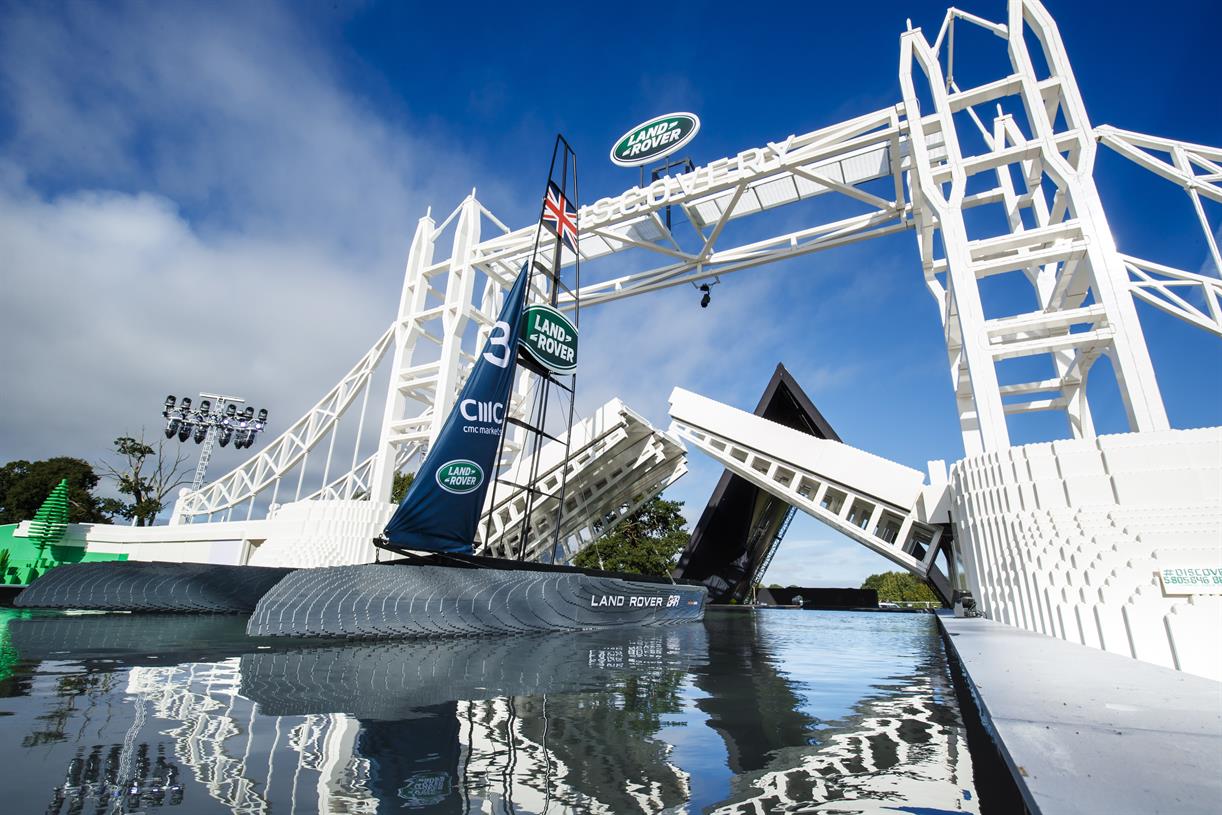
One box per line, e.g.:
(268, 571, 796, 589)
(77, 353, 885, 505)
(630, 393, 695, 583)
(672, 363, 839, 603)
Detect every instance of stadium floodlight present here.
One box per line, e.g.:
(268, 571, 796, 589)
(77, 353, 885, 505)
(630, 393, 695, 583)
(159, 392, 270, 493)
(163, 395, 181, 438)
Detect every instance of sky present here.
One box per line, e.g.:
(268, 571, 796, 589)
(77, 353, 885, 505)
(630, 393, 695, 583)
(1, 0, 1218, 587)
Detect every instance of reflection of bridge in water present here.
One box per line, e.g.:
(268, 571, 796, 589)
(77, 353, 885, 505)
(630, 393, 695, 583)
(11, 612, 983, 814)
(692, 612, 978, 814)
(709, 676, 977, 815)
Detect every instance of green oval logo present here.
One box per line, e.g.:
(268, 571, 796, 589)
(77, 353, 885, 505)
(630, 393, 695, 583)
(610, 112, 700, 168)
(520, 304, 578, 373)
(435, 459, 484, 494)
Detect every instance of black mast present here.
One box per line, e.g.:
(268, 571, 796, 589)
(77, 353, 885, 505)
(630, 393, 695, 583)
(483, 135, 580, 563)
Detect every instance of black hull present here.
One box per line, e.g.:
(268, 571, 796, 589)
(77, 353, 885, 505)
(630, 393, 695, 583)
(247, 560, 707, 638)
(13, 561, 295, 614)
(240, 622, 709, 719)
(6, 613, 255, 666)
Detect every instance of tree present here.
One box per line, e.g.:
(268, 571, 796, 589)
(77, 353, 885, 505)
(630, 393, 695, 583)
(573, 497, 690, 576)
(861, 571, 940, 604)
(0, 458, 118, 524)
(98, 433, 192, 526)
(391, 471, 415, 503)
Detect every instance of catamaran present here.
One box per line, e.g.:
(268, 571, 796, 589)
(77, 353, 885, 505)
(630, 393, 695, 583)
(246, 136, 707, 637)
(17, 136, 708, 636)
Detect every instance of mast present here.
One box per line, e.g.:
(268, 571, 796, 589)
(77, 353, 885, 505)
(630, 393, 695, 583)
(485, 134, 581, 563)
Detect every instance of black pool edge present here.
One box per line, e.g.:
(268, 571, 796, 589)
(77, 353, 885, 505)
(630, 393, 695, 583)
(937, 613, 1035, 815)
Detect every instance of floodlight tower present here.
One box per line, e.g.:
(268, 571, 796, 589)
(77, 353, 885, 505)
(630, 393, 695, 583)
(161, 392, 269, 493)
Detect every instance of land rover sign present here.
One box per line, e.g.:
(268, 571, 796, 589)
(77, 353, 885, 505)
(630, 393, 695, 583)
(435, 459, 484, 494)
(520, 304, 578, 373)
(610, 112, 700, 168)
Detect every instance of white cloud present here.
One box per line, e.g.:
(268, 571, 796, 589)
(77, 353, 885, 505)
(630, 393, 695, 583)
(0, 1, 467, 260)
(0, 1, 482, 468)
(0, 174, 386, 465)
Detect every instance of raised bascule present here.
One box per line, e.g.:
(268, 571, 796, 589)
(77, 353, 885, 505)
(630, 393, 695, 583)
(14, 1, 1219, 675)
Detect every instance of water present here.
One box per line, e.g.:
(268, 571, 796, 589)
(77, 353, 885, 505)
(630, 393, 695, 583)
(0, 607, 989, 814)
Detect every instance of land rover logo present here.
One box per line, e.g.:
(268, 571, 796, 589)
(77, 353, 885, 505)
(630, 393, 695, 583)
(435, 459, 484, 494)
(520, 304, 578, 373)
(610, 112, 700, 168)
(398, 771, 451, 806)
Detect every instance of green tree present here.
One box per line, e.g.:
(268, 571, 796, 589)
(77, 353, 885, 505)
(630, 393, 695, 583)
(98, 433, 192, 526)
(391, 471, 415, 503)
(861, 571, 940, 604)
(573, 497, 690, 576)
(0, 458, 118, 524)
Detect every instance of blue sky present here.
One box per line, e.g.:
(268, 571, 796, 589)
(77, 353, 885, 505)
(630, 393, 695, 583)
(1, 0, 1218, 586)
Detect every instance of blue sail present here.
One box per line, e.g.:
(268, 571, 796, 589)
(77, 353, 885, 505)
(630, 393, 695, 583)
(384, 264, 530, 553)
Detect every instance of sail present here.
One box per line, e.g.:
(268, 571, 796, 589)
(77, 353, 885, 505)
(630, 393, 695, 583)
(383, 264, 530, 553)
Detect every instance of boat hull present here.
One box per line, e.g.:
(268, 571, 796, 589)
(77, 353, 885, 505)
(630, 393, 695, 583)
(13, 561, 296, 613)
(247, 561, 707, 638)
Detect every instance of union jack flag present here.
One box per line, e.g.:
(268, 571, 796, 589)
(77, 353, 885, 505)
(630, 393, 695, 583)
(542, 180, 578, 253)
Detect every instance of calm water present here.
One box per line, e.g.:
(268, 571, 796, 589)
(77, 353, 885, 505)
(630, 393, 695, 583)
(0, 607, 987, 814)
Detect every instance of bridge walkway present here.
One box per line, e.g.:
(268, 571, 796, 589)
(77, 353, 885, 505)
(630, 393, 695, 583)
(668, 387, 954, 602)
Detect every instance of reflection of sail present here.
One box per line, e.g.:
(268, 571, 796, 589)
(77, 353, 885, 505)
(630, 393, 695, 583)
(359, 705, 463, 812)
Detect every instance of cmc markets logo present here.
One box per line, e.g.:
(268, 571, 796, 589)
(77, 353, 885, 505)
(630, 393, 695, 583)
(610, 113, 700, 168)
(460, 398, 504, 435)
(435, 459, 484, 494)
(520, 304, 578, 373)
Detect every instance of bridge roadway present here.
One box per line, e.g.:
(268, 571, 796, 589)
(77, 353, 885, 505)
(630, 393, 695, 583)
(668, 386, 955, 600)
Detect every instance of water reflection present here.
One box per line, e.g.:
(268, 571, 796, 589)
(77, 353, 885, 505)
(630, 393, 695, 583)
(240, 628, 705, 812)
(0, 609, 984, 814)
(691, 612, 977, 813)
(47, 742, 184, 814)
